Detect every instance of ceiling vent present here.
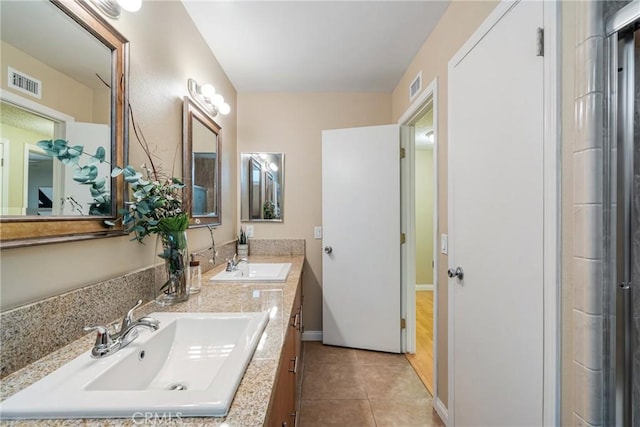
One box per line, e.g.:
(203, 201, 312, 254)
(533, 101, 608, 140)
(409, 71, 422, 102)
(8, 67, 41, 99)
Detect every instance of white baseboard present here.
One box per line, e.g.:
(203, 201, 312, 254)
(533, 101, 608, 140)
(434, 397, 448, 425)
(416, 284, 434, 291)
(302, 330, 323, 341)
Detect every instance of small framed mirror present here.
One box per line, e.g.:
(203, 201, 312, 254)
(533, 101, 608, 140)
(241, 152, 284, 222)
(182, 97, 221, 227)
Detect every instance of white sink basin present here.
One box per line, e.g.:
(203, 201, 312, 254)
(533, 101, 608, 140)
(211, 262, 292, 282)
(0, 311, 269, 419)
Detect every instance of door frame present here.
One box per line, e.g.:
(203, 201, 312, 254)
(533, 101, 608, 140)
(398, 77, 439, 402)
(446, 1, 560, 425)
(0, 139, 8, 215)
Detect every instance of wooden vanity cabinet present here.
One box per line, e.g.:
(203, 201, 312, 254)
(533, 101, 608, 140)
(266, 277, 303, 427)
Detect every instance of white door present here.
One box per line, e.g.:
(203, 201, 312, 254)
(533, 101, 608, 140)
(449, 1, 544, 425)
(322, 124, 401, 353)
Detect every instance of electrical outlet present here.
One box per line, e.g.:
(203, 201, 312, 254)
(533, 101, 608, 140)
(314, 226, 322, 239)
(246, 225, 254, 238)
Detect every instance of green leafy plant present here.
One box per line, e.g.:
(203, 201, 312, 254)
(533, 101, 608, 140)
(263, 201, 275, 219)
(238, 227, 247, 245)
(37, 138, 188, 243)
(37, 139, 110, 213)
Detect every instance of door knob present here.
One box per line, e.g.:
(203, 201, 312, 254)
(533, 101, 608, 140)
(324, 246, 333, 254)
(448, 266, 464, 280)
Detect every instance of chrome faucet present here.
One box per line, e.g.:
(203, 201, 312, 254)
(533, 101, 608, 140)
(226, 254, 248, 272)
(84, 300, 159, 358)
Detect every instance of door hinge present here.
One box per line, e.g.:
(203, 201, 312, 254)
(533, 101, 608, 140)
(400, 147, 406, 159)
(536, 27, 544, 57)
(400, 318, 406, 329)
(401, 233, 406, 244)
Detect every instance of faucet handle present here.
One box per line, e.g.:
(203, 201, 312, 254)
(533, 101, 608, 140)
(84, 325, 108, 334)
(122, 299, 143, 329)
(84, 325, 113, 348)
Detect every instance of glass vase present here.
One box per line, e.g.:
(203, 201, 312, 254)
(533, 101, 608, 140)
(155, 230, 189, 306)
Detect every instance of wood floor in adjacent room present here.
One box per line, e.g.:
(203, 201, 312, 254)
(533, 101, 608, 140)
(405, 290, 434, 394)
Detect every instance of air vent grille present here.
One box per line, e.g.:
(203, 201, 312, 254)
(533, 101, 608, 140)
(8, 67, 41, 99)
(409, 71, 422, 101)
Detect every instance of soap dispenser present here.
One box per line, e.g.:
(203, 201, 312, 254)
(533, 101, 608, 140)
(189, 254, 202, 294)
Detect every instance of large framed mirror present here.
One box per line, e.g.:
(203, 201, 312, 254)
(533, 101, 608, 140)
(240, 153, 284, 222)
(0, 0, 129, 248)
(182, 97, 221, 227)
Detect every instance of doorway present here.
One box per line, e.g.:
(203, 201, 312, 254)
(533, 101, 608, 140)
(405, 105, 435, 394)
(399, 79, 439, 402)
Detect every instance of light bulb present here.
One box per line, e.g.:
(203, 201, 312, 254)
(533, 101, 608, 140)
(426, 131, 434, 144)
(218, 102, 231, 115)
(201, 84, 215, 100)
(212, 94, 224, 108)
(269, 163, 278, 172)
(117, 0, 141, 12)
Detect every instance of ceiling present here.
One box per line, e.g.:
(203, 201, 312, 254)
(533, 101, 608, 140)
(182, 0, 450, 92)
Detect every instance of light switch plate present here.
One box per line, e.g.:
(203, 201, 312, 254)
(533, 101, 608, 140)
(245, 225, 254, 238)
(440, 234, 448, 254)
(314, 226, 322, 239)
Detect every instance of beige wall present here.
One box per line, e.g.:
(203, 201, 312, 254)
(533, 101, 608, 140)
(0, 1, 237, 311)
(391, 0, 499, 407)
(1, 41, 96, 123)
(415, 148, 434, 284)
(237, 92, 392, 332)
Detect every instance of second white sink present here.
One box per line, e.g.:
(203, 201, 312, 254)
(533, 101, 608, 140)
(211, 262, 292, 283)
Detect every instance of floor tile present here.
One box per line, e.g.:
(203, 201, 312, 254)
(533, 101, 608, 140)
(358, 364, 430, 400)
(304, 341, 357, 365)
(354, 348, 409, 366)
(299, 399, 375, 427)
(370, 398, 445, 427)
(299, 342, 445, 427)
(301, 362, 367, 400)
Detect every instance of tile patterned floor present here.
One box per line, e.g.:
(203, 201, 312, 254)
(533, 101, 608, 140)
(299, 342, 445, 427)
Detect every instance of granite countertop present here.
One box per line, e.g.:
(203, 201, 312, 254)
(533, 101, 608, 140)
(0, 255, 305, 426)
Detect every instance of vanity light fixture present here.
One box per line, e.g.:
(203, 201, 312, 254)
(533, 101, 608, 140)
(187, 78, 231, 117)
(426, 130, 434, 144)
(89, 0, 141, 19)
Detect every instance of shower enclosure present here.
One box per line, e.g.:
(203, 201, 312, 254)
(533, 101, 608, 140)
(605, 3, 639, 426)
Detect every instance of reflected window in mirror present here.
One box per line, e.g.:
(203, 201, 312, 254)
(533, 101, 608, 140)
(0, 0, 129, 247)
(241, 153, 284, 222)
(183, 97, 221, 227)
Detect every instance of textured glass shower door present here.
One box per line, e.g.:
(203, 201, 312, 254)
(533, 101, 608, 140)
(605, 5, 639, 425)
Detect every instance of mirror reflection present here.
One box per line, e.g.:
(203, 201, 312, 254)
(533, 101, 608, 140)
(183, 97, 221, 227)
(0, 0, 128, 247)
(1, 0, 113, 217)
(241, 153, 284, 222)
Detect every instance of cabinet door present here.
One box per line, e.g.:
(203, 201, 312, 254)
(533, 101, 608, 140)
(267, 278, 302, 427)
